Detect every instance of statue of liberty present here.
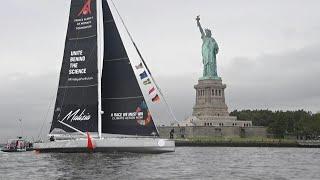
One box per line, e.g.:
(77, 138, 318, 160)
(196, 16, 220, 79)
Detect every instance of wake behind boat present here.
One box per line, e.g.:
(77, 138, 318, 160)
(34, 0, 175, 153)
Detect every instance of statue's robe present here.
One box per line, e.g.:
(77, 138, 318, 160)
(202, 36, 219, 78)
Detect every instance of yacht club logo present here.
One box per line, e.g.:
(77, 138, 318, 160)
(61, 109, 91, 122)
(78, 0, 92, 16)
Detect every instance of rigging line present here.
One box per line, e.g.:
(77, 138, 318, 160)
(110, 0, 179, 124)
(36, 84, 58, 140)
(58, 121, 87, 137)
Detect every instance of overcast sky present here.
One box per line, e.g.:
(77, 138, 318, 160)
(1, 0, 320, 143)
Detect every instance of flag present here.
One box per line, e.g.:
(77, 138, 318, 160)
(139, 71, 148, 79)
(152, 94, 160, 102)
(148, 87, 156, 94)
(143, 79, 151, 85)
(87, 132, 95, 152)
(135, 63, 143, 69)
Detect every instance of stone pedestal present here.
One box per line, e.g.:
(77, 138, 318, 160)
(176, 78, 252, 129)
(193, 79, 229, 117)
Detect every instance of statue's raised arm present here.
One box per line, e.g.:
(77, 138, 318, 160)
(196, 16, 205, 38)
(195, 16, 220, 80)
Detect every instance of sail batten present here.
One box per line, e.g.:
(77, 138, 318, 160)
(58, 84, 98, 89)
(104, 57, 129, 62)
(104, 20, 114, 23)
(103, 96, 144, 100)
(69, 35, 97, 41)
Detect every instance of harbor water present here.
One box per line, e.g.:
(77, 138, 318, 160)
(0, 147, 319, 179)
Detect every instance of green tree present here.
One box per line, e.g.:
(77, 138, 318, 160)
(230, 109, 320, 139)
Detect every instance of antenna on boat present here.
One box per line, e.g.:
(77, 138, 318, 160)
(109, 0, 179, 124)
(18, 119, 23, 138)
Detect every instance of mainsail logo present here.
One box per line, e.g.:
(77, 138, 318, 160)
(62, 109, 91, 122)
(78, 0, 92, 16)
(136, 101, 153, 126)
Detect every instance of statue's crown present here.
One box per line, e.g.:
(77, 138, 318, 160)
(205, 29, 212, 35)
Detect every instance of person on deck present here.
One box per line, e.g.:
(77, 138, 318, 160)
(170, 129, 175, 139)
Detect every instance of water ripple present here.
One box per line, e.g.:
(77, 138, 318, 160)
(0, 147, 319, 180)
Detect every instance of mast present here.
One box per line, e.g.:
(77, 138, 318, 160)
(97, 0, 104, 139)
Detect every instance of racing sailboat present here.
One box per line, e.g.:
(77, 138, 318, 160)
(34, 0, 175, 153)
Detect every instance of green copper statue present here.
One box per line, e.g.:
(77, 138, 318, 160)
(196, 16, 220, 80)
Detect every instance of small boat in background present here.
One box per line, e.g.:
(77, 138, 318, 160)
(1, 137, 33, 152)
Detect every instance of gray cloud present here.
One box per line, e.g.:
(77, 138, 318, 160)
(224, 44, 320, 111)
(0, 73, 57, 143)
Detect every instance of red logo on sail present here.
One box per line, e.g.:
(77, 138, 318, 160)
(136, 101, 153, 126)
(78, 0, 92, 16)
